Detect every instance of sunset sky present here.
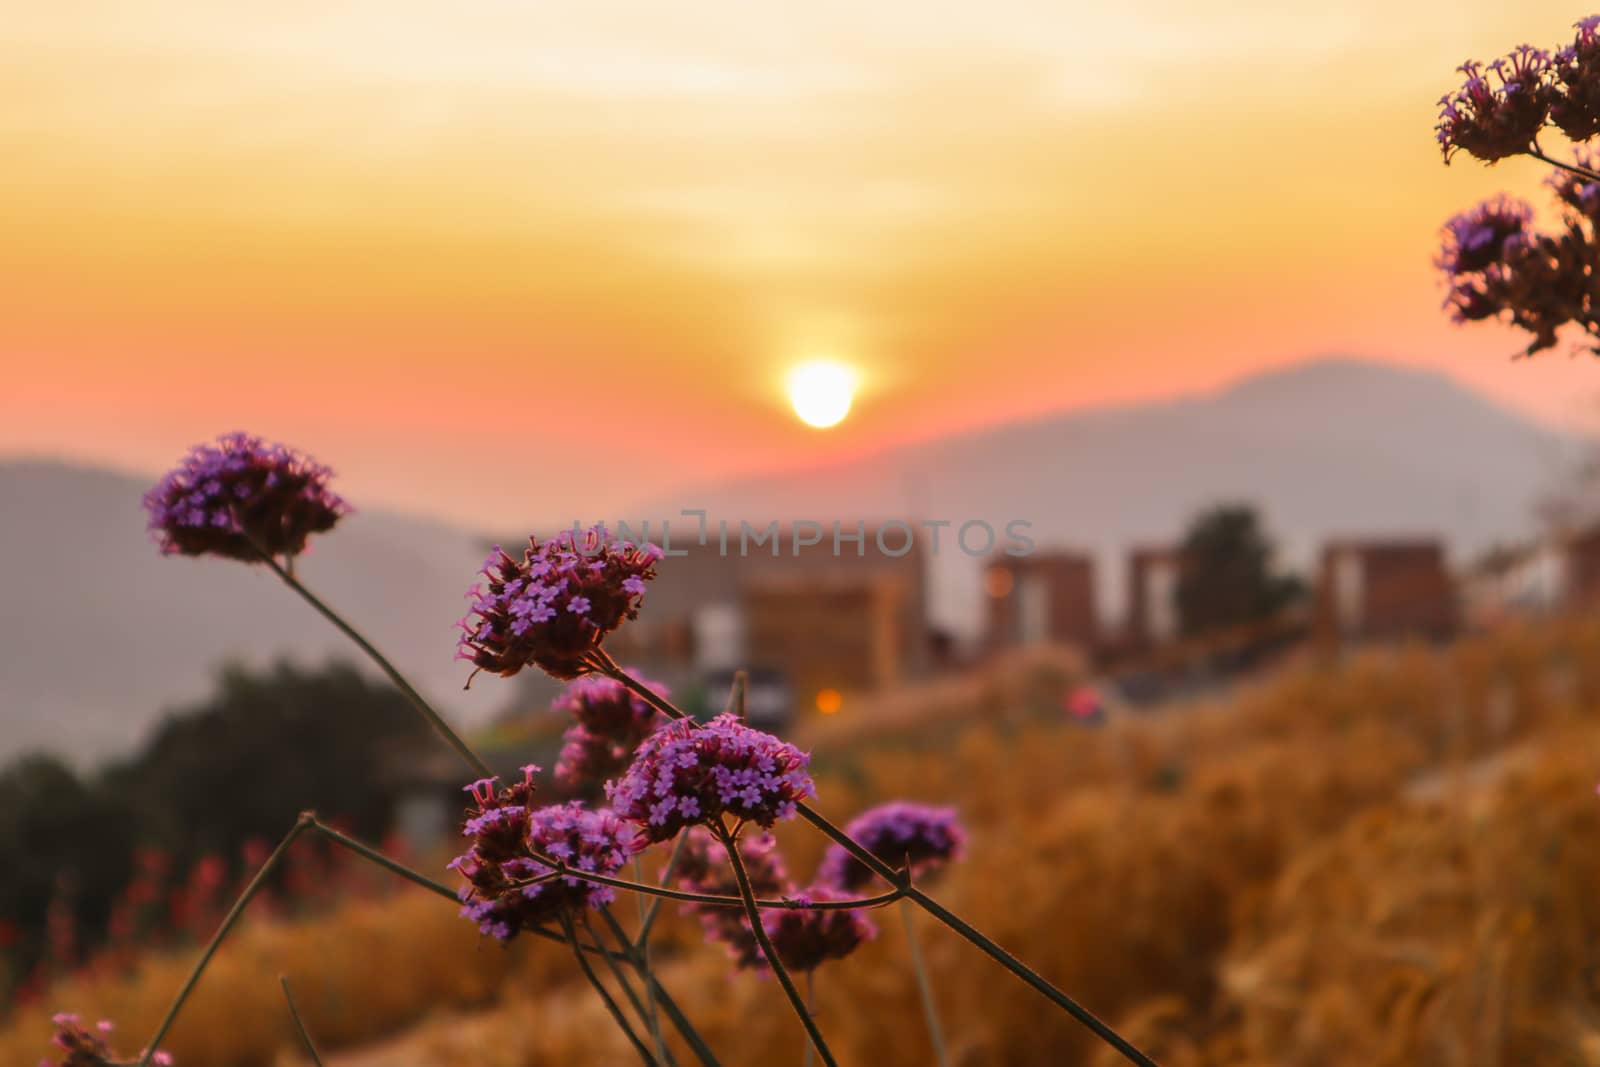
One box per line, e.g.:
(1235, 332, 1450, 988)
(5, 1, 1600, 528)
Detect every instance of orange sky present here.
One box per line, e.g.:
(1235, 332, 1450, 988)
(4, 1, 1600, 527)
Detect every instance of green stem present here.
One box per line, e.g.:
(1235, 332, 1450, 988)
(559, 914, 660, 1067)
(595, 910, 678, 1067)
(585, 914, 670, 1064)
(258, 551, 490, 778)
(633, 858, 671, 1065)
(279, 975, 326, 1067)
(642, 974, 724, 1067)
(503, 865, 903, 913)
(602, 657, 1160, 1067)
(304, 816, 632, 961)
(596, 904, 725, 1067)
(900, 899, 950, 1067)
(636, 831, 690, 948)
(137, 813, 310, 1066)
(803, 971, 817, 1067)
(1530, 143, 1600, 185)
(718, 826, 838, 1067)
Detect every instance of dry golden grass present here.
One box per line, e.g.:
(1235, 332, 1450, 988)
(8, 619, 1600, 1066)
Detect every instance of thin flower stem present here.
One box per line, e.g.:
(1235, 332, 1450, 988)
(304, 817, 457, 900)
(900, 899, 950, 1067)
(594, 906, 725, 1067)
(643, 974, 725, 1067)
(1529, 144, 1600, 184)
(137, 813, 310, 1066)
(595, 909, 678, 1067)
(507, 868, 904, 912)
(256, 550, 491, 779)
(717, 826, 838, 1067)
(303, 816, 630, 961)
(632, 858, 672, 1065)
(279, 976, 326, 1067)
(601, 656, 1161, 1067)
(585, 913, 671, 1065)
(560, 914, 660, 1067)
(803, 971, 817, 1067)
(636, 831, 691, 947)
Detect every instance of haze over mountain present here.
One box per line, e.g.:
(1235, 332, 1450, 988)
(632, 357, 1583, 630)
(1, 357, 1584, 766)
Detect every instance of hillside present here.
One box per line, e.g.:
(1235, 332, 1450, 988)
(1, 357, 1586, 765)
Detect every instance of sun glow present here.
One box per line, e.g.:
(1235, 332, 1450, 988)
(786, 360, 856, 429)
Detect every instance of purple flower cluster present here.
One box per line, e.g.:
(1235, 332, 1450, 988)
(607, 713, 816, 845)
(43, 1013, 171, 1066)
(760, 887, 878, 974)
(456, 525, 660, 681)
(552, 674, 669, 789)
(142, 432, 349, 561)
(819, 802, 967, 892)
(1436, 46, 1553, 163)
(1552, 17, 1600, 140)
(676, 826, 791, 967)
(674, 827, 876, 973)
(1437, 189, 1600, 356)
(450, 771, 633, 942)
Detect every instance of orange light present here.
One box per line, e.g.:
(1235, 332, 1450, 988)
(815, 688, 843, 715)
(984, 567, 1015, 597)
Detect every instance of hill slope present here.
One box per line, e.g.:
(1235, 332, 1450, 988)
(1, 357, 1583, 764)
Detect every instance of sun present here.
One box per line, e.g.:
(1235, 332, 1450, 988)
(786, 360, 856, 429)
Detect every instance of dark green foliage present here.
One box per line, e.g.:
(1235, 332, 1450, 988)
(0, 660, 430, 1000)
(1176, 504, 1304, 638)
(103, 660, 428, 865)
(0, 755, 136, 984)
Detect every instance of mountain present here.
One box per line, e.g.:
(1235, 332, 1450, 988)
(628, 357, 1584, 631)
(0, 460, 496, 768)
(1, 357, 1584, 767)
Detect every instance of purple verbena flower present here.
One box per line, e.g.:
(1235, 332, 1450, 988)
(1436, 45, 1553, 164)
(1436, 191, 1598, 356)
(43, 1013, 173, 1066)
(1552, 16, 1600, 141)
(607, 713, 816, 845)
(760, 886, 877, 973)
(552, 673, 670, 789)
(1436, 195, 1533, 275)
(142, 432, 349, 561)
(675, 826, 791, 967)
(456, 525, 660, 682)
(451, 776, 635, 942)
(818, 801, 966, 892)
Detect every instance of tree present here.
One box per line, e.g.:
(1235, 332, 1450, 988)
(0, 660, 434, 1002)
(1176, 504, 1303, 637)
(103, 659, 431, 869)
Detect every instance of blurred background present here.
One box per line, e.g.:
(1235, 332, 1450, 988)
(7, 2, 1600, 1064)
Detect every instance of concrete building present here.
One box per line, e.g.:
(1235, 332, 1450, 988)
(501, 523, 933, 722)
(742, 573, 915, 713)
(984, 551, 1098, 652)
(1316, 539, 1456, 643)
(1126, 546, 1187, 649)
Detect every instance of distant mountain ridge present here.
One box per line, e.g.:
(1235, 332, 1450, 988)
(0, 459, 493, 768)
(629, 357, 1583, 630)
(0, 357, 1583, 766)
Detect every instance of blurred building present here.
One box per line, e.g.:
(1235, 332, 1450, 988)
(1461, 541, 1568, 627)
(983, 551, 1098, 652)
(1461, 522, 1600, 625)
(1567, 524, 1600, 608)
(743, 573, 914, 707)
(580, 523, 931, 721)
(1316, 539, 1456, 643)
(1125, 546, 1187, 649)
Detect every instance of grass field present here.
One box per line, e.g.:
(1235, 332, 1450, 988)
(7, 623, 1600, 1066)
